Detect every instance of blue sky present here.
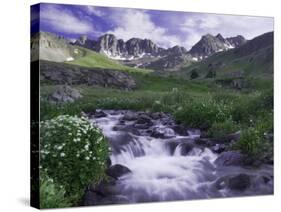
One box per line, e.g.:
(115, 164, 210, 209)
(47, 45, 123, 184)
(32, 3, 274, 50)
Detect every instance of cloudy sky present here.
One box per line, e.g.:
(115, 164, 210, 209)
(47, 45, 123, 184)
(32, 3, 274, 50)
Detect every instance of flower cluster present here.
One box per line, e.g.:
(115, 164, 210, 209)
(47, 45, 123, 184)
(40, 115, 109, 195)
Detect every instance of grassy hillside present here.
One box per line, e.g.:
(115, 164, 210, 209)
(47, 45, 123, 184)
(66, 46, 153, 74)
(178, 32, 273, 79)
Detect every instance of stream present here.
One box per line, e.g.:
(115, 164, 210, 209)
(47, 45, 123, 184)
(83, 110, 273, 205)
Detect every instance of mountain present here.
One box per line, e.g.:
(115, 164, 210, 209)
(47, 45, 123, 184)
(226, 35, 247, 48)
(75, 33, 247, 70)
(180, 31, 273, 79)
(75, 33, 195, 70)
(75, 34, 165, 60)
(30, 32, 151, 73)
(31, 32, 84, 62)
(189, 34, 246, 59)
(32, 31, 249, 72)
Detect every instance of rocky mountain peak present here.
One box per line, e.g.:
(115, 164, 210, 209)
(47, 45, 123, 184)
(226, 35, 247, 48)
(216, 33, 226, 42)
(78, 35, 88, 45)
(169, 45, 188, 55)
(189, 33, 247, 59)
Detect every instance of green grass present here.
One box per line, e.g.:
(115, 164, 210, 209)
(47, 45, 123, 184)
(66, 47, 153, 74)
(178, 44, 273, 80)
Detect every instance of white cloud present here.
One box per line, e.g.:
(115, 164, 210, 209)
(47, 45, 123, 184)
(107, 9, 181, 48)
(85, 6, 104, 17)
(40, 5, 94, 34)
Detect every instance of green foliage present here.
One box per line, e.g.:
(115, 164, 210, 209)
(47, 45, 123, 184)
(255, 112, 273, 135)
(174, 97, 231, 129)
(40, 115, 109, 204)
(233, 112, 273, 159)
(233, 127, 264, 157)
(161, 88, 190, 106)
(205, 70, 216, 78)
(40, 173, 71, 209)
(207, 119, 239, 138)
(212, 91, 239, 104)
(40, 99, 82, 121)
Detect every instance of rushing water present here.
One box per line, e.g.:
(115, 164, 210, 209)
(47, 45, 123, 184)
(88, 110, 273, 204)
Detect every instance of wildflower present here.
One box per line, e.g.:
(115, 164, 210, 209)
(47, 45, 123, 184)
(60, 152, 65, 157)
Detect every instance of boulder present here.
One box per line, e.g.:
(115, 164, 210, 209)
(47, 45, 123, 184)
(228, 174, 251, 191)
(135, 114, 153, 125)
(108, 132, 135, 154)
(105, 164, 132, 180)
(81, 177, 124, 206)
(214, 174, 251, 191)
(94, 110, 107, 118)
(172, 124, 189, 136)
(48, 85, 82, 103)
(112, 124, 141, 136)
(214, 151, 246, 166)
(211, 144, 227, 154)
(151, 127, 175, 139)
(134, 123, 152, 129)
(150, 112, 167, 120)
(133, 114, 153, 129)
(122, 111, 138, 121)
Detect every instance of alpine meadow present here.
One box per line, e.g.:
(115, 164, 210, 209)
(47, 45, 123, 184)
(30, 3, 274, 209)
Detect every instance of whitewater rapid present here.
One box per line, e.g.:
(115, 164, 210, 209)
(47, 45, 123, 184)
(87, 110, 273, 204)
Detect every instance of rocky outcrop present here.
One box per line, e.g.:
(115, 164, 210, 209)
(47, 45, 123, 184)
(214, 151, 246, 166)
(105, 164, 132, 180)
(233, 31, 273, 57)
(226, 35, 247, 48)
(39, 60, 136, 90)
(189, 34, 246, 59)
(75, 33, 164, 60)
(215, 174, 251, 191)
(31, 32, 79, 62)
(48, 85, 82, 103)
(75, 33, 194, 70)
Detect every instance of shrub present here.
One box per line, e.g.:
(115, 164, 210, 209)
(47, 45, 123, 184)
(40, 100, 82, 121)
(190, 69, 199, 79)
(255, 112, 273, 135)
(231, 89, 273, 125)
(174, 98, 231, 129)
(233, 127, 265, 158)
(205, 70, 216, 78)
(207, 119, 239, 138)
(40, 173, 71, 208)
(251, 87, 273, 111)
(40, 115, 109, 204)
(161, 89, 190, 106)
